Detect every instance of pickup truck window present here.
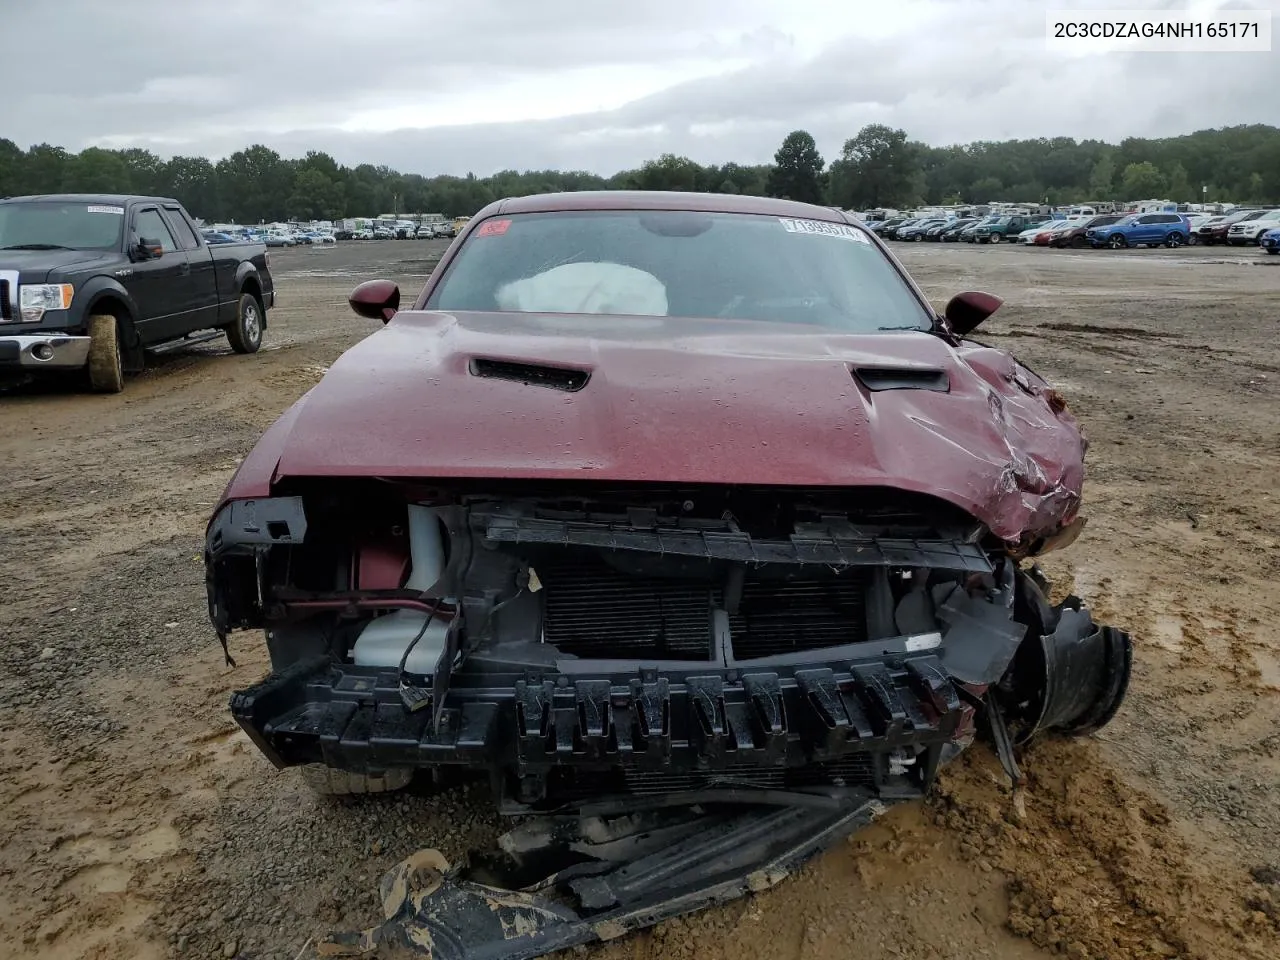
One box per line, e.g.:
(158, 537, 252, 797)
(134, 208, 177, 253)
(0, 200, 125, 251)
(163, 206, 202, 251)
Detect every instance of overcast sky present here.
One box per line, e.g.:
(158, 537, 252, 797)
(6, 0, 1277, 176)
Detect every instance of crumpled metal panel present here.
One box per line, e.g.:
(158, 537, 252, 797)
(221, 316, 1085, 545)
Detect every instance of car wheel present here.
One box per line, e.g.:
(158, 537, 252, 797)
(86, 313, 125, 393)
(1071, 235, 1087, 249)
(989, 233, 1001, 244)
(226, 292, 264, 354)
(1108, 234, 1127, 249)
(1165, 231, 1185, 248)
(300, 764, 413, 796)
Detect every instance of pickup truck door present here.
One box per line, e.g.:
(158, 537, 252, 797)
(162, 205, 220, 330)
(128, 205, 193, 344)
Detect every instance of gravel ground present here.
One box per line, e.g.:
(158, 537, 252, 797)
(1, 238, 1278, 960)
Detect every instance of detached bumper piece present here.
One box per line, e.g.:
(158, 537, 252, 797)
(995, 589, 1134, 746)
(230, 653, 973, 809)
(316, 796, 895, 959)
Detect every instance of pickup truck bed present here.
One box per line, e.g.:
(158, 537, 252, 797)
(0, 193, 275, 393)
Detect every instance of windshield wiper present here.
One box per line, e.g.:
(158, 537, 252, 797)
(0, 243, 75, 250)
(876, 325, 927, 331)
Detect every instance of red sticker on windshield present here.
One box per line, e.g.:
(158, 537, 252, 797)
(476, 219, 511, 237)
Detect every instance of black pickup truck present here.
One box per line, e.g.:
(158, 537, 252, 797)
(0, 194, 274, 393)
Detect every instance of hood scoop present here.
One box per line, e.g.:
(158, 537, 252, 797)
(469, 357, 591, 392)
(851, 365, 949, 393)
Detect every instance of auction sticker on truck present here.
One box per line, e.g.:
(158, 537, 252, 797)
(779, 218, 870, 243)
(87, 205, 125, 215)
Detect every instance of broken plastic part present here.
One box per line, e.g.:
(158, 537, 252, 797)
(930, 561, 1026, 684)
(318, 797, 894, 958)
(997, 589, 1134, 745)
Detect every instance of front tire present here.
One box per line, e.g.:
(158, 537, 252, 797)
(86, 314, 125, 393)
(989, 233, 1001, 244)
(1108, 234, 1127, 249)
(300, 764, 412, 796)
(226, 292, 263, 354)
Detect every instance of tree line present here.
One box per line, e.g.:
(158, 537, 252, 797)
(2, 124, 1278, 224)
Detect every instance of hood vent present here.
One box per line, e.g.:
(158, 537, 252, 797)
(469, 358, 591, 392)
(851, 366, 949, 392)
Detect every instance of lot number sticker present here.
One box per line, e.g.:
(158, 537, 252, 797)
(779, 218, 870, 244)
(87, 205, 125, 215)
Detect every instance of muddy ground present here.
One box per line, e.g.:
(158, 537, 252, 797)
(1, 238, 1278, 960)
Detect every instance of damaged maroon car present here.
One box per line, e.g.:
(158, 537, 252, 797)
(205, 192, 1131, 955)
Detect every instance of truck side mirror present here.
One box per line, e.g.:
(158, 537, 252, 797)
(134, 237, 163, 261)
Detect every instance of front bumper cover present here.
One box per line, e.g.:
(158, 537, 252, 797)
(317, 797, 896, 959)
(0, 334, 91, 369)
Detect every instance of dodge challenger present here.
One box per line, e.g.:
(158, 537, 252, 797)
(205, 191, 1131, 818)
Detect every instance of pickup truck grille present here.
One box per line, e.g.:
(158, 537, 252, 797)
(0, 277, 12, 322)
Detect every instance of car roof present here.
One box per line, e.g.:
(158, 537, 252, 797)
(490, 190, 851, 223)
(0, 193, 181, 206)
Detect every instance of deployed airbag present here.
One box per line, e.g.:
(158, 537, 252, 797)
(494, 262, 669, 316)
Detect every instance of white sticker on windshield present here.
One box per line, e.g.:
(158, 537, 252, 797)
(779, 217, 870, 244)
(87, 205, 124, 215)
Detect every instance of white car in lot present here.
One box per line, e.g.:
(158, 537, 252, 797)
(1227, 209, 1280, 246)
(1015, 220, 1056, 244)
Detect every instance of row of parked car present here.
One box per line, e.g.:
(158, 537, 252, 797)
(201, 227, 336, 247)
(346, 222, 458, 241)
(200, 221, 460, 246)
(869, 208, 1280, 252)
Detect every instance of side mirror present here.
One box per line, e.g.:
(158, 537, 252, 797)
(134, 237, 163, 261)
(349, 279, 400, 323)
(943, 291, 1003, 337)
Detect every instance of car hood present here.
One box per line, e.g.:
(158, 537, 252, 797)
(0, 248, 118, 282)
(257, 310, 1085, 543)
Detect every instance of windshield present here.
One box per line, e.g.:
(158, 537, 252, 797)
(0, 200, 124, 251)
(426, 210, 931, 333)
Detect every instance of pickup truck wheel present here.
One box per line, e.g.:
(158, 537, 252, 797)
(299, 764, 412, 796)
(226, 292, 263, 354)
(86, 314, 125, 393)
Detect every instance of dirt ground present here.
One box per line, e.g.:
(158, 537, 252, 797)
(1, 238, 1278, 960)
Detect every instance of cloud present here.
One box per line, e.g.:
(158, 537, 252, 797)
(4, 0, 1277, 175)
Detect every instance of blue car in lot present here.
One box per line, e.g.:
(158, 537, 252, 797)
(1087, 212, 1192, 249)
(1262, 228, 1280, 255)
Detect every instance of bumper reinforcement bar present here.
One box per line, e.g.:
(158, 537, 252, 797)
(230, 653, 973, 795)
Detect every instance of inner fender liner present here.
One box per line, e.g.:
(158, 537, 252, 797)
(316, 797, 895, 958)
(999, 590, 1133, 744)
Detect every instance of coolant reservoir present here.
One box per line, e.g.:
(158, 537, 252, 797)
(352, 505, 452, 672)
(353, 609, 451, 673)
